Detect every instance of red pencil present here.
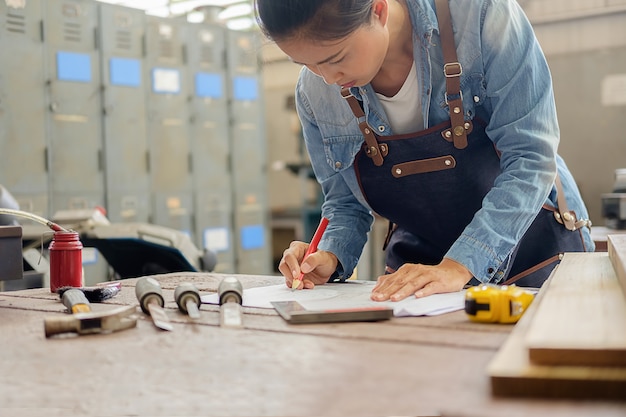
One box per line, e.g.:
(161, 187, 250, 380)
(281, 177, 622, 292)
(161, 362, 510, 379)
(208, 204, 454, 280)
(292, 217, 329, 290)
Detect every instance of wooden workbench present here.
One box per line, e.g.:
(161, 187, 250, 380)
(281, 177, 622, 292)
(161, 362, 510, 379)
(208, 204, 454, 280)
(0, 273, 624, 417)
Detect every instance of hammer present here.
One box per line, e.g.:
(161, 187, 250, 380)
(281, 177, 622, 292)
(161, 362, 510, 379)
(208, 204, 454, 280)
(44, 305, 137, 338)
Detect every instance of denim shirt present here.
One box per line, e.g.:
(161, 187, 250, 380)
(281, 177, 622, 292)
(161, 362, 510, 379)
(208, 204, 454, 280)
(294, 0, 594, 282)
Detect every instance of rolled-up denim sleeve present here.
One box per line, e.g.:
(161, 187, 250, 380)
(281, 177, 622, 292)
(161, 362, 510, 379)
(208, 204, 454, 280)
(295, 82, 373, 281)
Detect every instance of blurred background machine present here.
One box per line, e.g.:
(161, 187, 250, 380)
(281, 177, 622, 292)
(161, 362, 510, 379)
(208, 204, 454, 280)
(1, 184, 216, 291)
(602, 169, 626, 230)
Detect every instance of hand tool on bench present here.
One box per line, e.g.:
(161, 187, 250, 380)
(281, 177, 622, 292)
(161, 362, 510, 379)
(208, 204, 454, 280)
(44, 305, 137, 338)
(465, 284, 535, 323)
(218, 276, 243, 328)
(62, 288, 92, 314)
(57, 282, 122, 303)
(135, 277, 173, 331)
(174, 283, 201, 319)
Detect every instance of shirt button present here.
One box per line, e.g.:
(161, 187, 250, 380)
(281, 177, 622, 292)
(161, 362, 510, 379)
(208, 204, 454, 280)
(487, 267, 495, 274)
(335, 161, 342, 169)
(378, 126, 385, 132)
(473, 96, 480, 103)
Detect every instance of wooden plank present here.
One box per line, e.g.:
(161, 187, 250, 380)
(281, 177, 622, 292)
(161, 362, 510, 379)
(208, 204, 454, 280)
(525, 252, 626, 366)
(608, 234, 626, 299)
(487, 272, 626, 400)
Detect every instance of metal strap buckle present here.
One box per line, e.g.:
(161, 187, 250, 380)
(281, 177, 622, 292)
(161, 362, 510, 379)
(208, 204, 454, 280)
(444, 90, 463, 105)
(443, 62, 462, 78)
(340, 88, 354, 99)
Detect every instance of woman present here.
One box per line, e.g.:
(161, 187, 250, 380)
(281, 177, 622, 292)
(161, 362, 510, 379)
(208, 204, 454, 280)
(255, 0, 594, 301)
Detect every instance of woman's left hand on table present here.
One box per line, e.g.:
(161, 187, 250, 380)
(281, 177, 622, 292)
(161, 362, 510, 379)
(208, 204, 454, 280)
(370, 258, 472, 302)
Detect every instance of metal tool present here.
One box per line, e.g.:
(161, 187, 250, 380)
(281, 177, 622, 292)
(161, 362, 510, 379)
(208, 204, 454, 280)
(272, 301, 393, 324)
(601, 168, 626, 229)
(57, 282, 122, 303)
(62, 288, 91, 314)
(174, 282, 201, 319)
(465, 284, 535, 324)
(135, 277, 173, 331)
(218, 276, 243, 327)
(44, 305, 137, 338)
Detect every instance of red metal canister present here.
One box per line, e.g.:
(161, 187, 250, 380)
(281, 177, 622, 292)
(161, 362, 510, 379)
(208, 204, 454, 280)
(49, 230, 83, 292)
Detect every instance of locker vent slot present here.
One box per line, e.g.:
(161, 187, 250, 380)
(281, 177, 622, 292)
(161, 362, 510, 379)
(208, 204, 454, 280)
(201, 45, 214, 65)
(159, 39, 173, 59)
(6, 13, 25, 34)
(116, 30, 131, 50)
(63, 21, 81, 42)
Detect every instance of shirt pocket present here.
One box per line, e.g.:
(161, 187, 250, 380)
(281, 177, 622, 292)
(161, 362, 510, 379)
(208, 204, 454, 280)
(322, 135, 364, 174)
(461, 72, 488, 121)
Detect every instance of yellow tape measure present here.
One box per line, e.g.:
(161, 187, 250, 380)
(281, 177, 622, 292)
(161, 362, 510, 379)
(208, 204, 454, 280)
(465, 284, 535, 323)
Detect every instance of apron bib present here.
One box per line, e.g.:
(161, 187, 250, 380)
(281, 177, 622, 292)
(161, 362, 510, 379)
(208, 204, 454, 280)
(352, 119, 586, 287)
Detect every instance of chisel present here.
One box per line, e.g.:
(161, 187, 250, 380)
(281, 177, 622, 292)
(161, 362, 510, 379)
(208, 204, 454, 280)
(218, 276, 244, 328)
(62, 288, 91, 314)
(135, 277, 173, 331)
(174, 283, 201, 319)
(57, 282, 122, 302)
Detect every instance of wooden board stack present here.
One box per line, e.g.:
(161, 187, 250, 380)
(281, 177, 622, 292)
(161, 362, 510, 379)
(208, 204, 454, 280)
(488, 235, 626, 400)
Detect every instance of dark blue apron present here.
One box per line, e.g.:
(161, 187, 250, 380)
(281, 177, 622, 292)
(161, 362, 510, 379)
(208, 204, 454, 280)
(350, 116, 586, 287)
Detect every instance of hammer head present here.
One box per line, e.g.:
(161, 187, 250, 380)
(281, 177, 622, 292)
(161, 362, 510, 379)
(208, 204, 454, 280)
(44, 305, 138, 338)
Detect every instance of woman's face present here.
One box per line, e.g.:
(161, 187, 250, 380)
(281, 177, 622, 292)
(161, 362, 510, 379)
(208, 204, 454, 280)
(276, 12, 389, 88)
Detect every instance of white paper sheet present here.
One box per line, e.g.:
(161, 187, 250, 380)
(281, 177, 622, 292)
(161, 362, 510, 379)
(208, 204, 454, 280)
(201, 280, 465, 317)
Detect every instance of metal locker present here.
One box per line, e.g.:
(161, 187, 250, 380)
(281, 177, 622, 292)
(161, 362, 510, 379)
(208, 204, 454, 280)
(97, 3, 150, 224)
(226, 29, 271, 275)
(0, 0, 49, 219)
(144, 16, 193, 237)
(186, 22, 235, 273)
(42, 0, 105, 215)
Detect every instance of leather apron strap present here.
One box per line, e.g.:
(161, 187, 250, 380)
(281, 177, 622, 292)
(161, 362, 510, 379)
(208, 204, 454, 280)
(435, 0, 471, 149)
(553, 174, 590, 231)
(502, 254, 562, 286)
(341, 88, 387, 166)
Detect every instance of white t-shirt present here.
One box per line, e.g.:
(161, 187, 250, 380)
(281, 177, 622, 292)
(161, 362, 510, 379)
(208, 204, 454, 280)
(375, 61, 423, 135)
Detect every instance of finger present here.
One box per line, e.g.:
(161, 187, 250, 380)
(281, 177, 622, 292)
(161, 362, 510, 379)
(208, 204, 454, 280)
(279, 250, 302, 280)
(278, 260, 294, 281)
(372, 272, 401, 292)
(371, 274, 411, 301)
(389, 284, 419, 302)
(279, 259, 302, 290)
(371, 274, 390, 292)
(300, 250, 324, 274)
(303, 279, 315, 289)
(414, 281, 445, 298)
